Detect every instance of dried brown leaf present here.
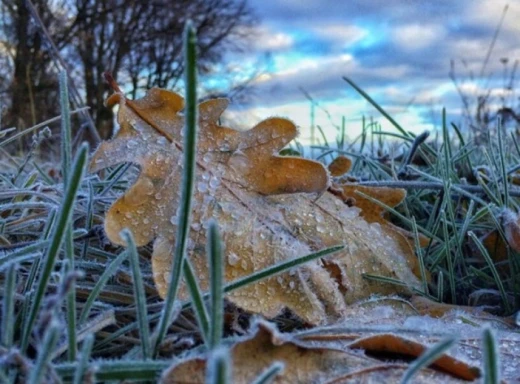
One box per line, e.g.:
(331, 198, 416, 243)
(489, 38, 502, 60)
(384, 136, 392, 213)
(91, 85, 423, 324)
(161, 320, 477, 384)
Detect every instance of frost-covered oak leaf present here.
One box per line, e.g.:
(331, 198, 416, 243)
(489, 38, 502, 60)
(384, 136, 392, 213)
(90, 84, 422, 325)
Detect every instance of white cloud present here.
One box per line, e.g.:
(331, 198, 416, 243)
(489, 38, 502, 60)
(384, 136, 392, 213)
(238, 25, 294, 51)
(392, 24, 445, 51)
(467, 1, 520, 34)
(310, 24, 368, 48)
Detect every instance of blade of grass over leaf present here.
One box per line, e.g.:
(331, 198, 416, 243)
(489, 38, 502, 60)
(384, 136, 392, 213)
(468, 232, 511, 313)
(208, 220, 224, 349)
(353, 190, 439, 241)
(206, 346, 231, 384)
(251, 362, 285, 384)
(123, 229, 151, 359)
(153, 21, 198, 356)
(400, 337, 457, 384)
(183, 257, 210, 345)
(223, 245, 344, 294)
(20, 143, 88, 352)
(411, 217, 428, 296)
(482, 327, 499, 384)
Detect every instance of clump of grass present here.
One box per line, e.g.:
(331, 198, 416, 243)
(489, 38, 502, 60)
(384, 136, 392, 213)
(309, 76, 520, 315)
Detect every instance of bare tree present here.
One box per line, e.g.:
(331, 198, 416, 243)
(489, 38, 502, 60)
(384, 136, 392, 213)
(1, 0, 255, 139)
(1, 0, 69, 133)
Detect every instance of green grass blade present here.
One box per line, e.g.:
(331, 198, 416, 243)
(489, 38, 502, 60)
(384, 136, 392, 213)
(65, 232, 78, 360)
(400, 337, 456, 384)
(123, 229, 151, 359)
(20, 143, 88, 352)
(437, 271, 444, 301)
(208, 220, 224, 349)
(482, 327, 499, 384)
(206, 347, 231, 384)
(59, 70, 72, 184)
(224, 245, 344, 293)
(0, 107, 88, 148)
(0, 252, 40, 272)
(79, 250, 128, 324)
(183, 257, 210, 345)
(343, 76, 410, 137)
(153, 21, 198, 355)
(28, 320, 61, 384)
(411, 217, 428, 295)
(73, 334, 95, 384)
(441, 210, 456, 303)
(1, 263, 16, 347)
(62, 72, 77, 361)
(56, 361, 169, 381)
(497, 119, 509, 208)
(468, 231, 511, 313)
(251, 362, 285, 384)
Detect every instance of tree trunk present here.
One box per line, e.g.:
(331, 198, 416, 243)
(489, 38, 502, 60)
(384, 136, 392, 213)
(8, 0, 32, 131)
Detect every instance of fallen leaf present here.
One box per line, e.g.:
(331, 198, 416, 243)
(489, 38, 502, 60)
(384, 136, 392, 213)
(328, 159, 429, 276)
(327, 155, 352, 177)
(91, 84, 423, 324)
(161, 319, 479, 383)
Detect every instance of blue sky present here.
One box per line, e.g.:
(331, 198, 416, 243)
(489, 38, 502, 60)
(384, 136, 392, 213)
(220, 0, 520, 147)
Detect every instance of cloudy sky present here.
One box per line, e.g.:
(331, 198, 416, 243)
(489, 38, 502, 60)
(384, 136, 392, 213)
(222, 0, 520, 147)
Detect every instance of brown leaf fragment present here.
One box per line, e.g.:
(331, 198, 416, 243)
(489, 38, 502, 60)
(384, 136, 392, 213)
(296, 303, 520, 382)
(162, 320, 362, 383)
(328, 156, 352, 177)
(91, 84, 424, 324)
(161, 320, 473, 384)
(349, 333, 480, 381)
(501, 208, 520, 252)
(410, 295, 489, 318)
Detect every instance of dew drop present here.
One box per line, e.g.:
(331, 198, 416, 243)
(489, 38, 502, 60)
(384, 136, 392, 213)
(209, 176, 221, 189)
(156, 137, 168, 146)
(228, 252, 239, 266)
(203, 153, 212, 163)
(197, 182, 208, 193)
